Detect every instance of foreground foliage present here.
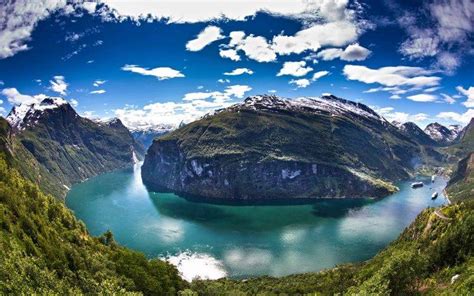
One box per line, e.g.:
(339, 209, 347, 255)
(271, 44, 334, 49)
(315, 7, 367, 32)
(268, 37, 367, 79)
(0, 153, 185, 294)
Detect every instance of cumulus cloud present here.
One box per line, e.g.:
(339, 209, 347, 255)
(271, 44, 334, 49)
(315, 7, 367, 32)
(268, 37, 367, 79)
(437, 109, 474, 124)
(213, 1, 360, 62)
(1, 88, 48, 105)
(183, 85, 252, 101)
(114, 84, 251, 130)
(406, 94, 438, 102)
(343, 65, 441, 88)
(316, 43, 371, 61)
(69, 98, 79, 107)
(223, 68, 254, 76)
(186, 26, 224, 51)
(49, 76, 68, 96)
(374, 106, 430, 125)
(219, 48, 240, 61)
(456, 86, 474, 107)
(90, 89, 106, 94)
(121, 64, 184, 80)
(289, 79, 311, 88)
(277, 61, 313, 77)
(218, 78, 230, 84)
(101, 0, 351, 23)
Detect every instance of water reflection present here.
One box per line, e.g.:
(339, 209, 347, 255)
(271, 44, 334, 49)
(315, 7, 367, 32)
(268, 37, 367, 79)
(311, 199, 373, 218)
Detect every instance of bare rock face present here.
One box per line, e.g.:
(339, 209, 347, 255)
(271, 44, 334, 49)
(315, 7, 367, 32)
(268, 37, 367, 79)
(142, 95, 424, 202)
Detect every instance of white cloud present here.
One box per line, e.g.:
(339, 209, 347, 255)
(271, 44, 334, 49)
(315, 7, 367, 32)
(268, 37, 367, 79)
(231, 34, 277, 63)
(186, 26, 224, 51)
(441, 93, 456, 104)
(316, 43, 371, 61)
(374, 106, 430, 125)
(49, 76, 68, 96)
(437, 109, 474, 125)
(183, 84, 252, 101)
(406, 94, 437, 102)
(101, 0, 351, 23)
(223, 68, 254, 76)
(277, 61, 313, 77)
(93, 80, 106, 87)
(1, 88, 47, 105)
(289, 78, 311, 88)
(397, 0, 474, 72)
(219, 49, 241, 61)
(69, 99, 79, 107)
(312, 70, 329, 81)
(90, 89, 106, 94)
(114, 84, 251, 130)
(218, 78, 230, 84)
(456, 86, 474, 107)
(343, 65, 441, 88)
(0, 1, 98, 59)
(121, 64, 184, 80)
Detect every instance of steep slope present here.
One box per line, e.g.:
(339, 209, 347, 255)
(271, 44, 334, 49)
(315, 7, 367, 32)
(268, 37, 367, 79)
(395, 121, 438, 146)
(142, 95, 421, 201)
(443, 118, 474, 163)
(6, 98, 143, 197)
(446, 152, 474, 202)
(424, 122, 461, 145)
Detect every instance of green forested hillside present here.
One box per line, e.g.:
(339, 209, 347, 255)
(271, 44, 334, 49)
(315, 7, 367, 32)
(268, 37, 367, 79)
(0, 119, 186, 295)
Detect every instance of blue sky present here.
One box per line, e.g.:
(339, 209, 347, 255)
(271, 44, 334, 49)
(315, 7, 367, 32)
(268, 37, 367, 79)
(0, 0, 473, 130)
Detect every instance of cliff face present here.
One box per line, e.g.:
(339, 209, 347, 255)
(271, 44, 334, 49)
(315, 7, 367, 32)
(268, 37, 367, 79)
(142, 95, 421, 202)
(142, 140, 396, 202)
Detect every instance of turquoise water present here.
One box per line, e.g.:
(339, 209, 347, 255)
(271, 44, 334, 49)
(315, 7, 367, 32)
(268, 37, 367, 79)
(66, 164, 447, 280)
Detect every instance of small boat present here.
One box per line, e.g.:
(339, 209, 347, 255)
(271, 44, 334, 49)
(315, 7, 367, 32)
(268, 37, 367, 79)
(431, 175, 436, 183)
(411, 182, 424, 189)
(431, 192, 438, 200)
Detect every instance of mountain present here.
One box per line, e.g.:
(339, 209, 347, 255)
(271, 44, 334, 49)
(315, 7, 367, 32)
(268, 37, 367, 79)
(424, 122, 461, 145)
(442, 118, 474, 162)
(142, 94, 423, 202)
(446, 152, 474, 202)
(6, 98, 143, 197)
(132, 128, 171, 148)
(394, 121, 438, 146)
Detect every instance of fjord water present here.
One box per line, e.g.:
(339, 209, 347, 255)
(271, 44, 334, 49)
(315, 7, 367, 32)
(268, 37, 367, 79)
(66, 164, 447, 280)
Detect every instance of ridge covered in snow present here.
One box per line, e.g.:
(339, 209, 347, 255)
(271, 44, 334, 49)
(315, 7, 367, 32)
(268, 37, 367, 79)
(424, 122, 461, 143)
(219, 94, 385, 122)
(6, 97, 68, 130)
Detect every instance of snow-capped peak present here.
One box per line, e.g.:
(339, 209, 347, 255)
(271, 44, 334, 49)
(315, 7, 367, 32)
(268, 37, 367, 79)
(226, 94, 383, 122)
(6, 97, 68, 130)
(424, 122, 460, 143)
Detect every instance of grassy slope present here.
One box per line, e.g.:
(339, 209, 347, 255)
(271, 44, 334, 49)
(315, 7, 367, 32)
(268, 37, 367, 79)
(159, 107, 419, 189)
(0, 118, 186, 295)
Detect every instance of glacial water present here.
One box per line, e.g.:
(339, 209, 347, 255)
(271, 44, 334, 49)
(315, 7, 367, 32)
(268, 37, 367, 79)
(66, 164, 447, 281)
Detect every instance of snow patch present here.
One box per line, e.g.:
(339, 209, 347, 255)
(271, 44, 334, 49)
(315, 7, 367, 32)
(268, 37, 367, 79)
(6, 97, 68, 130)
